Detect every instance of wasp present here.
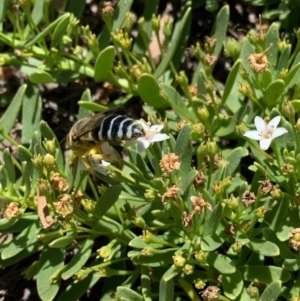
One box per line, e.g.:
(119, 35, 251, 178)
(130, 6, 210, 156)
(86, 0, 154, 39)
(67, 112, 146, 170)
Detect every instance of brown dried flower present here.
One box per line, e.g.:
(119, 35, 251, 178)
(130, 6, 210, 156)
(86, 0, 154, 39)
(189, 84, 198, 96)
(54, 194, 73, 218)
(242, 190, 256, 207)
(159, 153, 181, 174)
(182, 211, 194, 227)
(4, 202, 20, 219)
(248, 53, 269, 73)
(176, 119, 188, 131)
(259, 179, 273, 195)
(50, 173, 69, 192)
(99, 1, 114, 15)
(194, 170, 206, 187)
(190, 195, 212, 214)
(200, 286, 220, 301)
(289, 228, 300, 250)
(161, 185, 182, 203)
(205, 54, 217, 66)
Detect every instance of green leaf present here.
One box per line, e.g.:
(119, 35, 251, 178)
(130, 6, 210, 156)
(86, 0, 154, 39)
(67, 0, 86, 19)
(239, 265, 290, 283)
(283, 258, 299, 271)
(203, 203, 224, 237)
(1, 220, 40, 260)
(260, 281, 281, 301)
(207, 253, 236, 274)
(37, 248, 65, 301)
(49, 234, 75, 248)
(94, 185, 122, 218)
(222, 269, 243, 300)
(276, 45, 291, 77)
(21, 13, 70, 48)
(265, 23, 279, 72)
(22, 83, 42, 144)
(162, 266, 181, 282)
(0, 84, 26, 137)
(247, 238, 280, 256)
(201, 234, 223, 251)
(264, 79, 285, 106)
(129, 250, 173, 267)
(180, 169, 198, 194)
(3, 148, 15, 185)
(261, 69, 273, 88)
(161, 84, 195, 121)
(30, 0, 45, 26)
(291, 99, 300, 112)
(132, 0, 159, 55)
(212, 5, 229, 58)
(159, 277, 174, 301)
(94, 46, 116, 82)
(224, 147, 248, 177)
(116, 286, 144, 301)
(284, 62, 300, 89)
(220, 59, 242, 113)
(154, 8, 191, 78)
(61, 237, 94, 280)
(0, 0, 8, 23)
(78, 101, 108, 112)
(57, 273, 100, 301)
(138, 74, 168, 108)
(174, 124, 192, 180)
(127, 148, 153, 179)
(29, 70, 55, 84)
(51, 13, 70, 48)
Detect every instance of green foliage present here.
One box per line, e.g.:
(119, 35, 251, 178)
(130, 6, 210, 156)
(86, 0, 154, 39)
(1, 1, 300, 301)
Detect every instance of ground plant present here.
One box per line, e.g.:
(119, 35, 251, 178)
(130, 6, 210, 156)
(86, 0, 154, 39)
(1, 1, 300, 301)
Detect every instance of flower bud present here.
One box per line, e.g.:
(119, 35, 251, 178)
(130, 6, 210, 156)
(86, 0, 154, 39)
(124, 12, 135, 33)
(226, 194, 239, 209)
(43, 138, 56, 155)
(37, 179, 49, 196)
(141, 246, 155, 256)
(207, 141, 218, 158)
(197, 106, 210, 124)
(238, 83, 251, 96)
(254, 206, 268, 218)
(163, 17, 173, 39)
(144, 189, 157, 200)
(270, 186, 282, 199)
(81, 199, 95, 213)
(97, 245, 112, 259)
(195, 279, 206, 289)
(213, 181, 224, 195)
(182, 264, 194, 275)
(100, 1, 114, 28)
(172, 253, 186, 267)
(282, 101, 295, 120)
(194, 250, 207, 264)
(232, 241, 243, 253)
(279, 68, 288, 79)
(133, 216, 147, 229)
(142, 230, 155, 243)
(43, 153, 56, 169)
(224, 38, 240, 61)
(32, 153, 44, 174)
(247, 285, 259, 298)
(152, 14, 160, 33)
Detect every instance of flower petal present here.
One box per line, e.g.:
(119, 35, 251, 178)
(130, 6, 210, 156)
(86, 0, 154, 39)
(244, 130, 261, 140)
(271, 127, 288, 139)
(149, 124, 164, 132)
(150, 133, 170, 142)
(254, 116, 266, 131)
(137, 140, 151, 152)
(268, 116, 281, 129)
(260, 138, 272, 150)
(101, 160, 111, 167)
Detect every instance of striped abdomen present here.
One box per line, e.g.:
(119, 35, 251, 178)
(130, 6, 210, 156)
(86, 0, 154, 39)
(97, 115, 145, 141)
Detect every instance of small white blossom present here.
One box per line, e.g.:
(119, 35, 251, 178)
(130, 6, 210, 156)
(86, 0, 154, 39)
(244, 116, 288, 150)
(125, 122, 170, 152)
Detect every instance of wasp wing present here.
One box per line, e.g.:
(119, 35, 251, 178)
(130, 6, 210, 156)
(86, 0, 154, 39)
(72, 113, 106, 140)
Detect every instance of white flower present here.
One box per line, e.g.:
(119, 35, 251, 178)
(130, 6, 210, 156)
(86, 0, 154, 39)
(124, 122, 170, 152)
(243, 116, 288, 150)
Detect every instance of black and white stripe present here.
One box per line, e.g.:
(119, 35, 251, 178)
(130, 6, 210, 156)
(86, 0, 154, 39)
(97, 115, 145, 141)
